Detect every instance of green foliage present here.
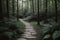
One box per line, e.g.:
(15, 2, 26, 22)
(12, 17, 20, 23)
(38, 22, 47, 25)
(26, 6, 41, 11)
(52, 31, 60, 40)
(17, 20, 25, 33)
(0, 18, 25, 40)
(43, 34, 51, 40)
(31, 21, 60, 40)
(0, 0, 60, 40)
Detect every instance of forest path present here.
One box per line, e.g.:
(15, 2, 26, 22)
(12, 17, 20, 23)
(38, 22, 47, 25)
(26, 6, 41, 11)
(18, 19, 37, 40)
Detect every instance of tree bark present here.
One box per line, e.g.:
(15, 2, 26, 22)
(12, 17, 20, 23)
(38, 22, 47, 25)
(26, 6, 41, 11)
(12, 0, 15, 16)
(17, 0, 19, 20)
(37, 0, 40, 25)
(0, 0, 3, 21)
(45, 0, 47, 19)
(6, 0, 9, 18)
(54, 0, 57, 23)
(32, 0, 34, 13)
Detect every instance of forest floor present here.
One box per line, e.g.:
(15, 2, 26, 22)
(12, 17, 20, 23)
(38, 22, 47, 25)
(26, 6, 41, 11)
(17, 19, 37, 40)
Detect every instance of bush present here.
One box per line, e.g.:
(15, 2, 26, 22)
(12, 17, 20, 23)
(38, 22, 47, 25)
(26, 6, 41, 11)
(0, 18, 25, 40)
(31, 21, 60, 40)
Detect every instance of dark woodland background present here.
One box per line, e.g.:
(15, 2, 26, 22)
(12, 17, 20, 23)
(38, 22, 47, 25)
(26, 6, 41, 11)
(0, 0, 60, 40)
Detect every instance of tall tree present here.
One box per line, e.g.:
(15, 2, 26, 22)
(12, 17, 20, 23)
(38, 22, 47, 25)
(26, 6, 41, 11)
(27, 0, 29, 10)
(6, 0, 9, 18)
(54, 0, 57, 23)
(12, 0, 15, 16)
(37, 0, 40, 25)
(45, 0, 47, 19)
(22, 0, 24, 18)
(0, 0, 3, 21)
(32, 0, 34, 13)
(34, 0, 36, 12)
(17, 0, 19, 20)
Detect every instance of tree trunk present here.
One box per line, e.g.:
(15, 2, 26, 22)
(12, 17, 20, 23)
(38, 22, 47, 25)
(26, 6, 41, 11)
(6, 0, 9, 18)
(0, 0, 3, 21)
(32, 0, 34, 13)
(12, 0, 15, 16)
(55, 0, 57, 23)
(45, 0, 47, 19)
(17, 0, 19, 20)
(37, 0, 40, 25)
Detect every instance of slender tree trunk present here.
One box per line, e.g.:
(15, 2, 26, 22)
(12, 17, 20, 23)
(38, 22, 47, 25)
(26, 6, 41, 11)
(22, 0, 24, 18)
(26, 0, 28, 18)
(45, 0, 47, 19)
(35, 0, 36, 12)
(37, 0, 40, 25)
(44, 0, 48, 23)
(32, 0, 34, 13)
(54, 0, 57, 23)
(17, 0, 19, 20)
(0, 0, 4, 25)
(12, 0, 15, 16)
(6, 0, 9, 18)
(0, 0, 3, 21)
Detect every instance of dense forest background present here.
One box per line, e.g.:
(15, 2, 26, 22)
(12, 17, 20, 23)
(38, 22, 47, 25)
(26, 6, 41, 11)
(0, 0, 60, 40)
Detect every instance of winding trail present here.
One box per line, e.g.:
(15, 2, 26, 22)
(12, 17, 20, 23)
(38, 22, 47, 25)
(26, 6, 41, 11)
(18, 19, 37, 40)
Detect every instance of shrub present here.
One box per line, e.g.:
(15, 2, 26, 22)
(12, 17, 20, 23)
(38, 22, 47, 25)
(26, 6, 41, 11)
(0, 18, 25, 40)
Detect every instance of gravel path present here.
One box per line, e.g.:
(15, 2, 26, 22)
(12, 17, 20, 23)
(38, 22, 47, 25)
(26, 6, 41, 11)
(18, 19, 37, 40)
